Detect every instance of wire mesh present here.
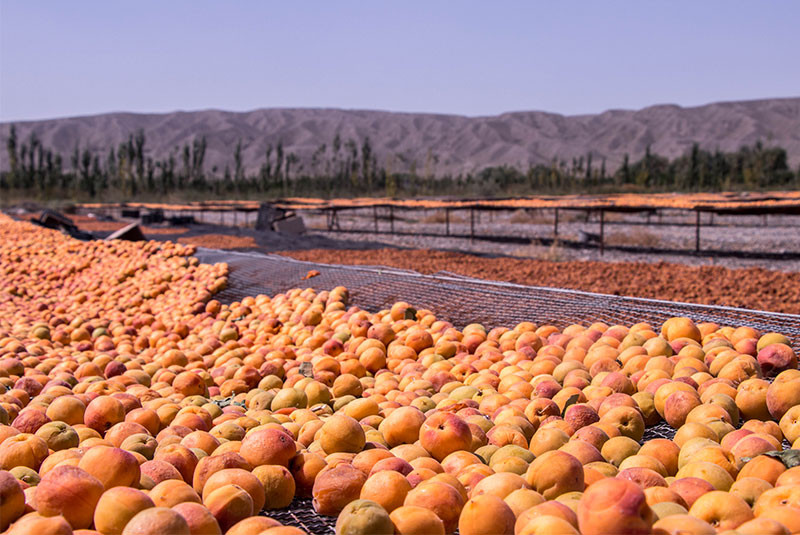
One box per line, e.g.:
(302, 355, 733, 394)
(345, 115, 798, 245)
(262, 497, 336, 534)
(192, 248, 800, 531)
(195, 248, 800, 352)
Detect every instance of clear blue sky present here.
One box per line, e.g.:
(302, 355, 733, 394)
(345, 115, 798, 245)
(1, 1, 798, 122)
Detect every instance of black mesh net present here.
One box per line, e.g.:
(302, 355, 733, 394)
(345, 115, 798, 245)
(261, 497, 337, 534)
(195, 248, 800, 350)
(192, 248, 800, 533)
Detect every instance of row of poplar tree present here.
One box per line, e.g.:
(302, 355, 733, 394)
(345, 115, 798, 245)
(2, 125, 798, 200)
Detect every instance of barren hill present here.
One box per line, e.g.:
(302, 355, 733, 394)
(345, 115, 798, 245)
(2, 98, 799, 176)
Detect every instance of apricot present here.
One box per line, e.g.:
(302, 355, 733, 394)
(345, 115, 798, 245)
(192, 451, 252, 494)
(252, 464, 296, 509)
(518, 500, 580, 531)
(84, 396, 126, 434)
(335, 499, 394, 535)
(643, 486, 687, 508)
(0, 433, 49, 470)
(316, 414, 366, 455)
(152, 443, 199, 484)
(529, 427, 569, 456)
(576, 477, 654, 535)
(202, 484, 253, 532)
(673, 422, 718, 449)
(638, 439, 680, 476)
(239, 427, 297, 467)
(663, 391, 701, 429)
(458, 494, 515, 535)
(390, 505, 446, 535)
(651, 514, 715, 535)
(149, 479, 202, 507)
(600, 436, 640, 467)
(201, 468, 265, 512)
(736, 517, 790, 535)
(516, 515, 579, 535)
(360, 469, 412, 512)
(289, 451, 327, 497)
(35, 465, 104, 529)
(676, 461, 734, 491)
(730, 476, 772, 507)
(506, 489, 544, 515)
(688, 490, 753, 531)
(225, 516, 282, 535)
(121, 507, 191, 535)
(0, 469, 26, 531)
(600, 406, 645, 442)
(737, 454, 785, 485)
(93, 487, 155, 535)
(380, 406, 426, 447)
(171, 502, 222, 535)
(419, 412, 473, 462)
(35, 421, 80, 451)
(758, 343, 797, 376)
(766, 378, 800, 420)
(525, 451, 584, 499)
(78, 446, 140, 490)
(471, 471, 528, 499)
(403, 480, 465, 534)
(140, 459, 183, 486)
(6, 512, 74, 535)
(649, 501, 687, 519)
(312, 463, 367, 516)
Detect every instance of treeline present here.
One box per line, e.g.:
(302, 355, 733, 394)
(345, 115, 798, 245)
(2, 124, 798, 201)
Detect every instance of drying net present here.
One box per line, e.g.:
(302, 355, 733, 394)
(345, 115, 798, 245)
(195, 248, 800, 345)
(192, 248, 800, 533)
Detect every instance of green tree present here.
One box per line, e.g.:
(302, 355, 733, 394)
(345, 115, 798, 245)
(361, 137, 373, 192)
(5, 125, 19, 188)
(233, 139, 244, 189)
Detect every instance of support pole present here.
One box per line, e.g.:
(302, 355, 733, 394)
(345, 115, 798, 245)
(554, 208, 559, 238)
(470, 207, 475, 242)
(695, 210, 701, 253)
(599, 210, 605, 256)
(389, 206, 394, 233)
(445, 208, 450, 236)
(373, 206, 378, 232)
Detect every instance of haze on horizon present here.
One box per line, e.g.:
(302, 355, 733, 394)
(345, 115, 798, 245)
(1, 1, 799, 122)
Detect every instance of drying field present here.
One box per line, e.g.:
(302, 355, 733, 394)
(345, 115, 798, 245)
(3, 213, 800, 534)
(281, 248, 800, 315)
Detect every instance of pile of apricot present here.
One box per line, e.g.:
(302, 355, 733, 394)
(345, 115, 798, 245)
(1, 213, 799, 535)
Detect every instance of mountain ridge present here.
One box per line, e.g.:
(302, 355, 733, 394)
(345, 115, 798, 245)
(2, 97, 798, 176)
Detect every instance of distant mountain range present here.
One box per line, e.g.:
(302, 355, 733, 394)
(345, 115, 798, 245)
(2, 97, 799, 176)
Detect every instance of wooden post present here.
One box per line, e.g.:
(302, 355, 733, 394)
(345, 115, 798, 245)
(373, 206, 378, 232)
(553, 208, 559, 238)
(599, 210, 605, 256)
(470, 207, 475, 242)
(695, 210, 701, 253)
(445, 208, 450, 236)
(389, 206, 394, 233)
